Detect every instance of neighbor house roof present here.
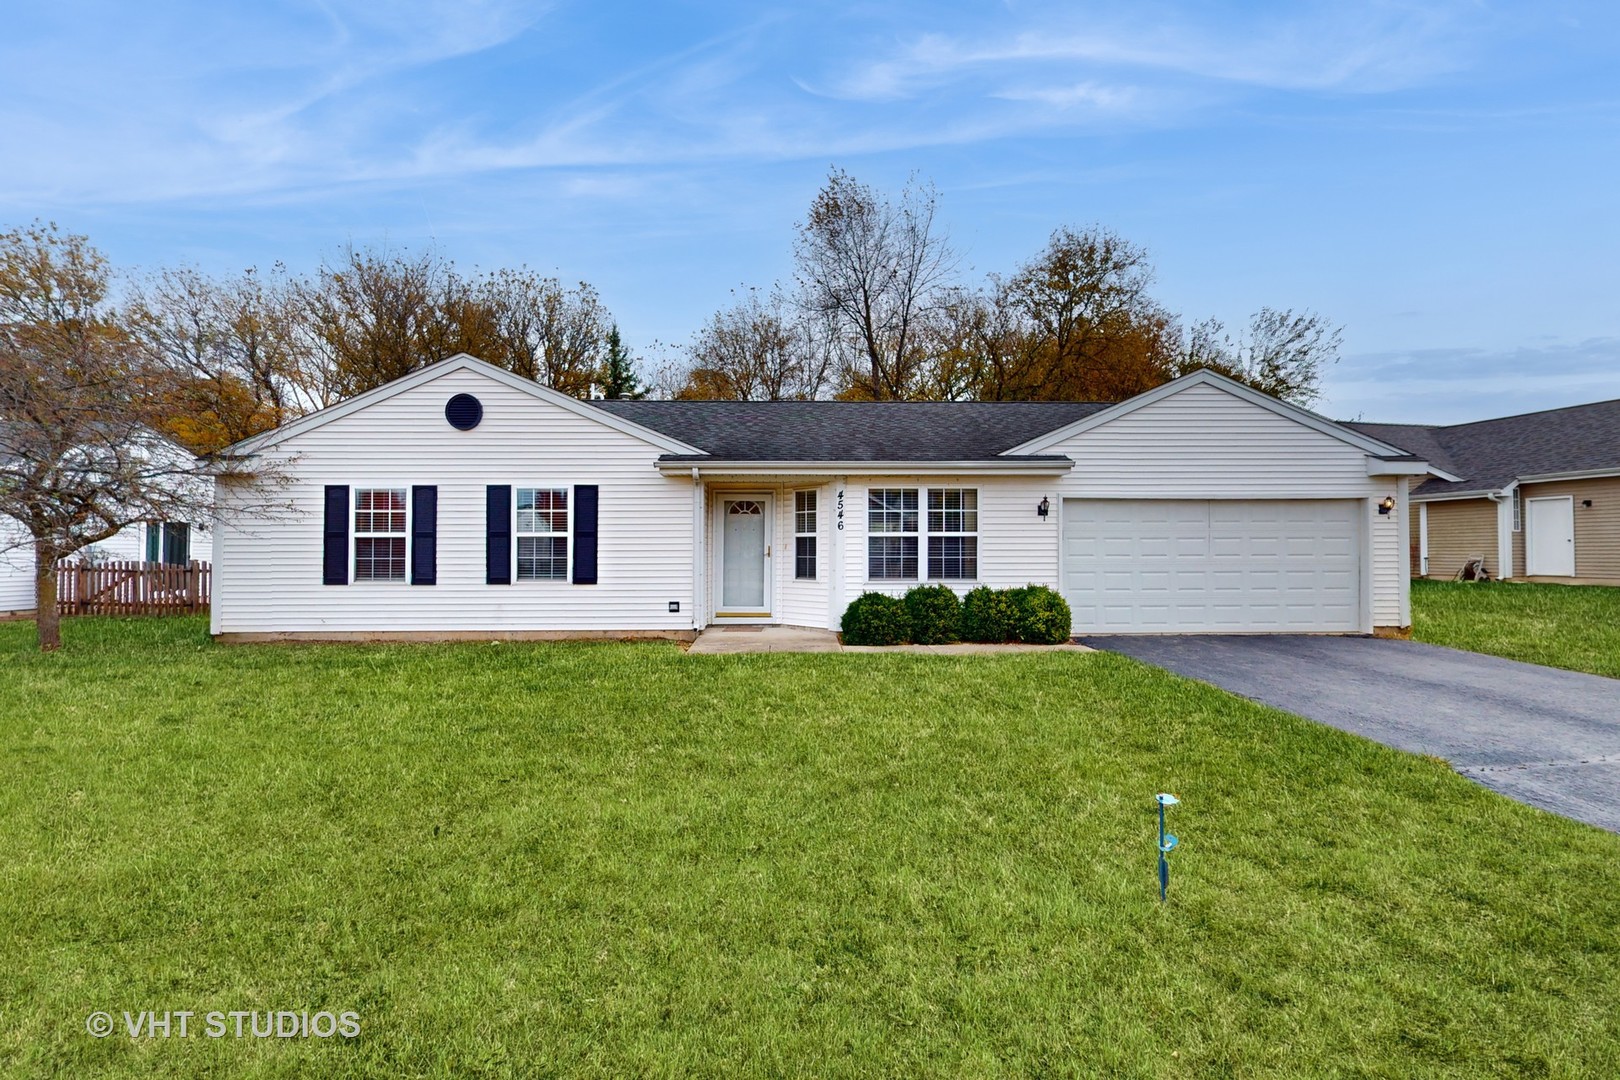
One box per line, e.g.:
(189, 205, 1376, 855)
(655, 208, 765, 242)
(589, 399, 1112, 461)
(1346, 397, 1620, 498)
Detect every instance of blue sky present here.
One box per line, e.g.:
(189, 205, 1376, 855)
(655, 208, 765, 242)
(3, 1, 1617, 422)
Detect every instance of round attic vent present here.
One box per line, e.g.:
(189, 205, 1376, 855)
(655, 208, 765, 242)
(445, 393, 483, 431)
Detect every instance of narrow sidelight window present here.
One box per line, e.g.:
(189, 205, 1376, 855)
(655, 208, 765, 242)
(794, 490, 818, 580)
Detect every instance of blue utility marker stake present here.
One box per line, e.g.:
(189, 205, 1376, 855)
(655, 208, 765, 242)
(1156, 793, 1181, 902)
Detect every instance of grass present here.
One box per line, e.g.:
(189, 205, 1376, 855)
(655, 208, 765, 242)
(2, 618, 1618, 1078)
(1412, 579, 1620, 678)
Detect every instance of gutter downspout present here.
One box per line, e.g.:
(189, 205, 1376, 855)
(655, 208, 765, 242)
(691, 467, 703, 629)
(1418, 501, 1428, 578)
(1485, 483, 1517, 579)
(1397, 477, 1412, 629)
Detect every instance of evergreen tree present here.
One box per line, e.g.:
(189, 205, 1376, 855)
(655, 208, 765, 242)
(599, 324, 645, 399)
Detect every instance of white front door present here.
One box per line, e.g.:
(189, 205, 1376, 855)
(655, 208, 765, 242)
(1526, 496, 1575, 576)
(718, 495, 772, 617)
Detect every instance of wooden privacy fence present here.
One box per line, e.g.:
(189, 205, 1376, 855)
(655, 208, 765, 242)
(57, 560, 211, 616)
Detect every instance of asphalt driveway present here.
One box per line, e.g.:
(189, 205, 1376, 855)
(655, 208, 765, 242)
(1082, 635, 1620, 833)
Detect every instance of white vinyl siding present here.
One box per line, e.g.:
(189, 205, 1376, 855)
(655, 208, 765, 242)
(212, 366, 694, 634)
(1053, 382, 1382, 496)
(775, 483, 828, 628)
(0, 515, 35, 612)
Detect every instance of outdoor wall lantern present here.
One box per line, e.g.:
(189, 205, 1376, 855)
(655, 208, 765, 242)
(1038, 496, 1050, 518)
(1378, 496, 1396, 515)
(1583, 499, 1593, 508)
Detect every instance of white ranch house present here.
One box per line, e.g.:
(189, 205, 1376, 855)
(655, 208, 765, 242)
(1, 515, 205, 617)
(209, 355, 1430, 641)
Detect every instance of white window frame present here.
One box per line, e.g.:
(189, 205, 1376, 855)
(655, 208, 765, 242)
(515, 485, 572, 583)
(926, 488, 979, 581)
(794, 489, 818, 580)
(865, 487, 981, 583)
(1512, 488, 1522, 532)
(352, 486, 410, 584)
(867, 488, 919, 580)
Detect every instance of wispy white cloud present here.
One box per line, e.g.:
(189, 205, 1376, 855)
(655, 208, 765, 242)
(1326, 338, 1620, 424)
(990, 81, 1140, 110)
(814, 3, 1481, 103)
(0, 1, 1491, 209)
(0, 0, 547, 203)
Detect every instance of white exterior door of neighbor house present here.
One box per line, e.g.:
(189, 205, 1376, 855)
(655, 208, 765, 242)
(1063, 499, 1363, 633)
(717, 495, 773, 618)
(1526, 496, 1576, 577)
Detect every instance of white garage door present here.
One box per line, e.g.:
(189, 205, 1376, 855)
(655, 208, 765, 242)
(1063, 499, 1363, 633)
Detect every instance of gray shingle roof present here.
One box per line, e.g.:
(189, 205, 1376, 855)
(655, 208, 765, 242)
(1346, 397, 1620, 497)
(589, 400, 1111, 461)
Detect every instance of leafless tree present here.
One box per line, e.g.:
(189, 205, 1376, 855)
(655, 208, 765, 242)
(477, 269, 609, 398)
(0, 222, 286, 650)
(678, 287, 833, 400)
(287, 248, 614, 403)
(1176, 308, 1341, 406)
(1005, 226, 1179, 400)
(918, 278, 1041, 401)
(794, 169, 957, 400)
(289, 245, 468, 405)
(126, 265, 302, 452)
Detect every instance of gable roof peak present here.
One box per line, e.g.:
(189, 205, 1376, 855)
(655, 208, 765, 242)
(220, 353, 702, 457)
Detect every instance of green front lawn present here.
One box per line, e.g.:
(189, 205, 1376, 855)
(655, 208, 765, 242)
(3, 618, 1617, 1078)
(1412, 579, 1620, 678)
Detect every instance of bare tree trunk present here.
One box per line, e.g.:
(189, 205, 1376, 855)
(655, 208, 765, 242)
(34, 540, 61, 651)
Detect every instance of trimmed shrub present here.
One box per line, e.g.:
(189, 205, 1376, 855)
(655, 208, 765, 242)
(840, 592, 911, 646)
(960, 585, 1016, 643)
(1010, 584, 1073, 645)
(903, 585, 961, 645)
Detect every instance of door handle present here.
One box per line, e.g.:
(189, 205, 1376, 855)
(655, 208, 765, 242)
(766, 545, 771, 557)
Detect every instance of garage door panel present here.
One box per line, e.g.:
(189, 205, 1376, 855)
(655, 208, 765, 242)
(1064, 499, 1362, 634)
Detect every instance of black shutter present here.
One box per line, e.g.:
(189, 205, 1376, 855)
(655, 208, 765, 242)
(411, 486, 437, 585)
(572, 484, 598, 585)
(486, 485, 512, 585)
(323, 486, 350, 585)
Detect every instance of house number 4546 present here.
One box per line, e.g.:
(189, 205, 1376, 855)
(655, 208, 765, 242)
(836, 490, 845, 530)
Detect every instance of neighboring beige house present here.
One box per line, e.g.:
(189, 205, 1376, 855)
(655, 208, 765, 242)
(1351, 398, 1620, 584)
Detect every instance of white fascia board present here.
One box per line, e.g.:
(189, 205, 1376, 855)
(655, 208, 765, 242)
(220, 354, 705, 457)
(1001, 369, 1411, 458)
(659, 459, 1075, 477)
(1515, 467, 1620, 484)
(1410, 489, 1505, 503)
(1366, 459, 1437, 477)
